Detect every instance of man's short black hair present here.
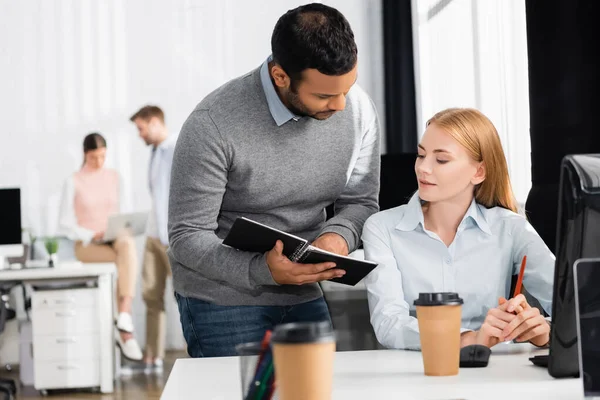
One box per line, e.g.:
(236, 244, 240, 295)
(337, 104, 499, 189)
(271, 3, 357, 85)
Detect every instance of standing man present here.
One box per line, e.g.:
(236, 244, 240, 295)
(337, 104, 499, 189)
(130, 105, 177, 373)
(169, 3, 381, 357)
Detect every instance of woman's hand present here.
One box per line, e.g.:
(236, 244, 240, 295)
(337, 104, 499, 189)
(93, 231, 104, 242)
(499, 294, 550, 347)
(471, 298, 524, 348)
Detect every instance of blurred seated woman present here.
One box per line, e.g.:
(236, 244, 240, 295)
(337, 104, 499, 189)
(58, 132, 142, 361)
(363, 108, 554, 350)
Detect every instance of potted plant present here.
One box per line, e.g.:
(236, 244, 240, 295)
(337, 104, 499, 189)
(44, 237, 59, 267)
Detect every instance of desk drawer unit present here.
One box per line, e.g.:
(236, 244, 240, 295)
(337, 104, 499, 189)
(33, 359, 100, 390)
(32, 289, 97, 309)
(31, 288, 102, 390)
(32, 307, 98, 336)
(33, 334, 100, 361)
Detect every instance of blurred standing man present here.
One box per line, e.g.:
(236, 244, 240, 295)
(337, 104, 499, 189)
(130, 105, 177, 373)
(169, 3, 381, 357)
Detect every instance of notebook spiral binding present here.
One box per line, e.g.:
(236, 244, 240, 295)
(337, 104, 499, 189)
(290, 242, 310, 263)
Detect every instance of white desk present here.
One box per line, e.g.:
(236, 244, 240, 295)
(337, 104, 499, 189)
(0, 262, 116, 393)
(0, 262, 113, 282)
(161, 343, 582, 400)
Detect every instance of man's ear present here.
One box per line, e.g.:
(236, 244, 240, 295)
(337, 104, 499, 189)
(270, 64, 290, 89)
(472, 162, 486, 185)
(148, 117, 161, 133)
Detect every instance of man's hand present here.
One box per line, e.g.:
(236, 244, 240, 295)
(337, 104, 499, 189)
(311, 233, 349, 256)
(266, 240, 346, 285)
(499, 295, 550, 347)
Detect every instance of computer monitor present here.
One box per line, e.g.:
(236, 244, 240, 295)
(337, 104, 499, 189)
(0, 188, 23, 268)
(574, 258, 600, 396)
(548, 154, 600, 378)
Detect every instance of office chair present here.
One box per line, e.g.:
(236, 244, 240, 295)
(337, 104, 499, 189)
(0, 282, 17, 400)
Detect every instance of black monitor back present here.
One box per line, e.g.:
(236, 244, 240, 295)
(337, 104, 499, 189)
(549, 154, 600, 378)
(0, 188, 21, 245)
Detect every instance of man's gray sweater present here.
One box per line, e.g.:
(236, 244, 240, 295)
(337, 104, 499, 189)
(168, 65, 381, 306)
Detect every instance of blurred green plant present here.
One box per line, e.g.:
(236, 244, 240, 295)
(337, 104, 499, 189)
(44, 237, 59, 255)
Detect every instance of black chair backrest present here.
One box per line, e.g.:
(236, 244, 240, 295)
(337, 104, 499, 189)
(379, 152, 418, 211)
(0, 284, 17, 334)
(0, 294, 8, 334)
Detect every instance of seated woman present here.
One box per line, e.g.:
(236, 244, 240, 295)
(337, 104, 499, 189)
(363, 108, 554, 350)
(58, 132, 143, 361)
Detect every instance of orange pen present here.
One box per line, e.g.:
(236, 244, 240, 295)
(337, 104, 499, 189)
(513, 255, 527, 298)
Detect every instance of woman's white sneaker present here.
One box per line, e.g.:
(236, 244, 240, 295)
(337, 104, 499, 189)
(116, 334, 143, 361)
(115, 312, 135, 333)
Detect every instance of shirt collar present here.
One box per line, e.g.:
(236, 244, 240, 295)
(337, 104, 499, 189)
(154, 133, 176, 152)
(260, 55, 301, 127)
(462, 197, 492, 235)
(396, 193, 492, 235)
(395, 193, 425, 232)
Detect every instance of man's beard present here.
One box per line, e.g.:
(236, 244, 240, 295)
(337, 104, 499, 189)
(285, 89, 336, 121)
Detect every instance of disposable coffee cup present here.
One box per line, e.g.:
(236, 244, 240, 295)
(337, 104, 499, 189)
(414, 292, 463, 376)
(271, 321, 336, 400)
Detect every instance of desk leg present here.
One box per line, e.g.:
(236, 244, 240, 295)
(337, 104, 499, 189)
(98, 273, 114, 393)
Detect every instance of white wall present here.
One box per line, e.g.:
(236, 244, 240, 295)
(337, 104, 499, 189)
(411, 0, 532, 204)
(0, 0, 384, 351)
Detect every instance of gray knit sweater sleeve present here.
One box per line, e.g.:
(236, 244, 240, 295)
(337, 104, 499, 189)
(319, 102, 381, 251)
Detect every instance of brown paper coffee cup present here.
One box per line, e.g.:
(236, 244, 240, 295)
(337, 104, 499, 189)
(271, 321, 336, 400)
(414, 293, 463, 376)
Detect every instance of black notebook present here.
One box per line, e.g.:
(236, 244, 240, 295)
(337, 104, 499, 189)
(222, 217, 378, 286)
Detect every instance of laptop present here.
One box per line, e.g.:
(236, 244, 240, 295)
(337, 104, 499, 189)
(574, 258, 600, 398)
(102, 212, 149, 242)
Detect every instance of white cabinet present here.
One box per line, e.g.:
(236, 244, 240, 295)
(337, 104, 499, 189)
(0, 262, 116, 393)
(31, 288, 103, 390)
(34, 334, 100, 361)
(33, 359, 100, 390)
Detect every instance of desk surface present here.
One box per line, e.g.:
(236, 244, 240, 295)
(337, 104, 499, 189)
(0, 262, 115, 281)
(161, 343, 582, 400)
